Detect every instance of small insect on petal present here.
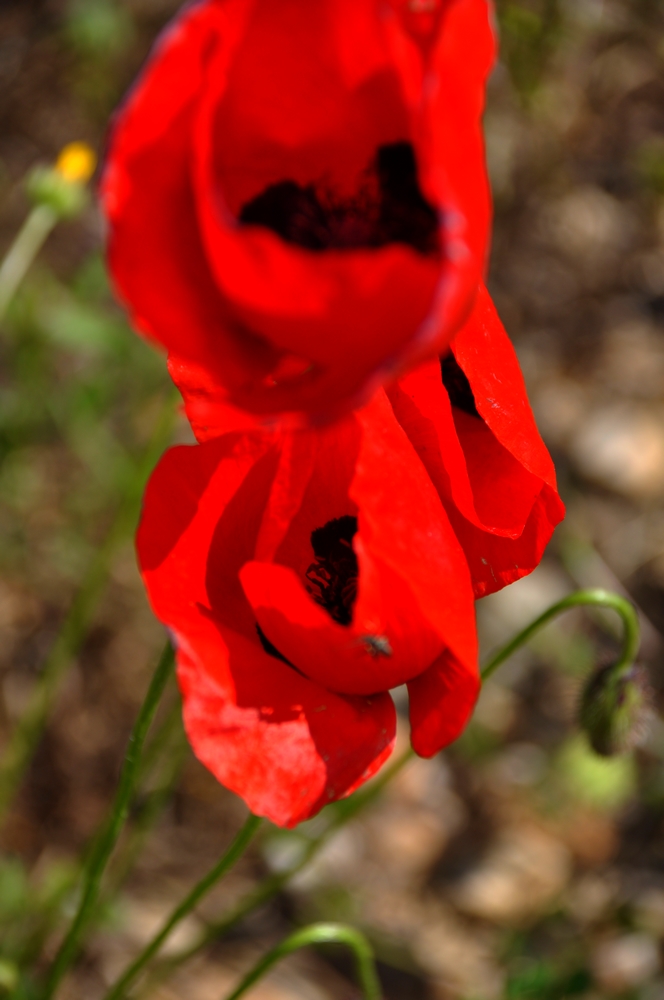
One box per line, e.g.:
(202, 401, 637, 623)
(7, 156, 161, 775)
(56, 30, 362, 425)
(360, 634, 393, 658)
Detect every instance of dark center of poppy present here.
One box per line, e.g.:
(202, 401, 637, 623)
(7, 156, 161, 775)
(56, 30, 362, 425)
(238, 142, 439, 255)
(440, 351, 480, 418)
(305, 515, 359, 627)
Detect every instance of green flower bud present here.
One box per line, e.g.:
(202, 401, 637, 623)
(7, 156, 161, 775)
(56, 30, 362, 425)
(579, 663, 652, 757)
(25, 165, 89, 218)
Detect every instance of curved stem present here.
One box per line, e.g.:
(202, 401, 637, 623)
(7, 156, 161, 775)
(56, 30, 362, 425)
(102, 812, 262, 1000)
(139, 747, 414, 997)
(0, 204, 57, 323)
(101, 590, 637, 999)
(223, 923, 382, 1000)
(42, 642, 176, 999)
(480, 587, 640, 683)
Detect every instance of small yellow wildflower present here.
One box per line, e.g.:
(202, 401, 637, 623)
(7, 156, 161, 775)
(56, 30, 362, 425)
(55, 142, 97, 185)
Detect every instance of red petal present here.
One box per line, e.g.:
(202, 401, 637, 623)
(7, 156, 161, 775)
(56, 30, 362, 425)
(448, 483, 565, 598)
(453, 285, 559, 489)
(240, 559, 443, 695)
(389, 362, 542, 537)
(137, 437, 397, 827)
(352, 391, 477, 672)
(389, 285, 565, 596)
(240, 391, 477, 695)
(103, 0, 495, 421)
(103, 1, 281, 392)
(407, 648, 480, 757)
(177, 612, 396, 828)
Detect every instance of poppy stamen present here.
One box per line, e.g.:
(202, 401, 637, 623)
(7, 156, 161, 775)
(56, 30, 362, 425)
(305, 515, 359, 626)
(239, 142, 439, 255)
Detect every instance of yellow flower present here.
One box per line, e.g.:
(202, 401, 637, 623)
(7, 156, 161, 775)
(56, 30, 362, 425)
(55, 142, 97, 185)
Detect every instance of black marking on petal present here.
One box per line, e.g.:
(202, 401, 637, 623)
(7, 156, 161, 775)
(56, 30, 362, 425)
(440, 351, 480, 418)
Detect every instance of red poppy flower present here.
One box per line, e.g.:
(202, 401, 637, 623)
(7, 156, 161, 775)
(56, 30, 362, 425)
(171, 282, 566, 595)
(102, 0, 495, 422)
(137, 392, 478, 827)
(387, 284, 566, 596)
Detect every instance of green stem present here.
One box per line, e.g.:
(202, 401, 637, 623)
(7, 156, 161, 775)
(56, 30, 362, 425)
(138, 747, 414, 998)
(102, 589, 638, 999)
(0, 394, 176, 826)
(480, 587, 640, 683)
(223, 923, 382, 1000)
(41, 642, 176, 1000)
(132, 695, 184, 789)
(105, 706, 188, 897)
(0, 205, 57, 323)
(22, 690, 184, 970)
(102, 812, 262, 1000)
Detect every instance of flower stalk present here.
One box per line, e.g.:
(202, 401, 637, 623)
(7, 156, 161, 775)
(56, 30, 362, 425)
(105, 705, 189, 896)
(102, 812, 263, 1000)
(480, 587, 640, 684)
(109, 747, 415, 1000)
(0, 205, 58, 322)
(41, 641, 175, 1000)
(223, 923, 382, 1000)
(0, 143, 96, 324)
(36, 588, 642, 999)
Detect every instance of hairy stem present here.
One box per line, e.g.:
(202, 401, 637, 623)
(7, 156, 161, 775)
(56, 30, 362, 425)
(480, 587, 640, 683)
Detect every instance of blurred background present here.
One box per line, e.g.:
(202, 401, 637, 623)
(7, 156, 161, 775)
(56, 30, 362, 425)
(1, 0, 664, 997)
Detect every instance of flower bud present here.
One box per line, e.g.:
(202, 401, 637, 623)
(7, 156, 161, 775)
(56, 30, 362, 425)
(25, 142, 96, 218)
(579, 663, 652, 757)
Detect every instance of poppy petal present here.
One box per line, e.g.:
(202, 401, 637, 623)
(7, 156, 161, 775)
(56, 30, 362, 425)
(389, 286, 565, 596)
(176, 610, 396, 828)
(240, 558, 443, 694)
(407, 648, 480, 757)
(103, 0, 495, 421)
(137, 436, 397, 827)
(352, 391, 478, 672)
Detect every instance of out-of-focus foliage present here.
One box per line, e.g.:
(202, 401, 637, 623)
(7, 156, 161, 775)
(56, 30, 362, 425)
(0, 255, 168, 585)
(0, 0, 664, 998)
(496, 0, 563, 100)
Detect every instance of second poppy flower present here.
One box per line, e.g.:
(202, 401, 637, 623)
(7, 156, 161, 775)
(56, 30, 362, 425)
(137, 391, 479, 826)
